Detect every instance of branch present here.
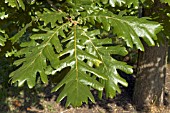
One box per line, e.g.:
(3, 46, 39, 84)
(46, 0, 61, 11)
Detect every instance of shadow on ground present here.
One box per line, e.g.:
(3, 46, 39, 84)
(1, 63, 170, 113)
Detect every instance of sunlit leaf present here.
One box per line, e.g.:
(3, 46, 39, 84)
(0, 29, 7, 46)
(161, 0, 170, 5)
(82, 10, 162, 51)
(5, 0, 25, 10)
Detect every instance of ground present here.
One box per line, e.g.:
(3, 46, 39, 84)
(1, 65, 170, 113)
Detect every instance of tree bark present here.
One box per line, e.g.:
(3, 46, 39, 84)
(133, 1, 168, 111)
(133, 41, 167, 111)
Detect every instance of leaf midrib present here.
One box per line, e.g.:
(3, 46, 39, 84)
(19, 22, 71, 75)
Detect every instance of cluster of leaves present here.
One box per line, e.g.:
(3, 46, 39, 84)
(0, 0, 164, 107)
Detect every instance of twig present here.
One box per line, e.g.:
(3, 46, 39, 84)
(46, 0, 61, 12)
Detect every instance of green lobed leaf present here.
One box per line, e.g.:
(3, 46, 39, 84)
(81, 10, 162, 51)
(10, 22, 71, 88)
(161, 0, 170, 5)
(82, 30, 133, 98)
(10, 50, 47, 88)
(56, 79, 95, 107)
(109, 0, 125, 7)
(0, 29, 7, 46)
(10, 21, 32, 43)
(100, 0, 146, 7)
(0, 11, 8, 20)
(52, 24, 133, 105)
(36, 8, 67, 28)
(51, 26, 109, 107)
(99, 56, 133, 98)
(66, 0, 94, 6)
(5, 0, 25, 10)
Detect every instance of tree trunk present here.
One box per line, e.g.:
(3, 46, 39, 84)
(133, 41, 167, 111)
(133, 1, 168, 111)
